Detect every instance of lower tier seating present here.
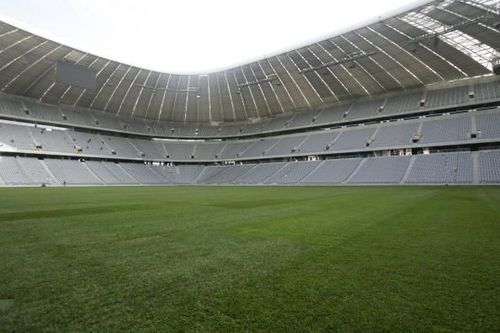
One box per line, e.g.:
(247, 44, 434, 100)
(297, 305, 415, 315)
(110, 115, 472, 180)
(405, 152, 473, 184)
(1, 150, 498, 186)
(479, 150, 500, 184)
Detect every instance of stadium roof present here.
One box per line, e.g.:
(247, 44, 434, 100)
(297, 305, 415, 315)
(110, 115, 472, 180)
(0, 0, 498, 124)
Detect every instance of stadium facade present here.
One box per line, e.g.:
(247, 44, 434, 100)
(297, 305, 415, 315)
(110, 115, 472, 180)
(0, 0, 499, 186)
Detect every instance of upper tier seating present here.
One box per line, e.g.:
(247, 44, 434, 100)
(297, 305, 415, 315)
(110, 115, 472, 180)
(0, 78, 496, 139)
(346, 99, 383, 120)
(473, 82, 500, 102)
(383, 91, 423, 115)
(425, 86, 470, 109)
(315, 104, 351, 125)
(289, 109, 321, 128)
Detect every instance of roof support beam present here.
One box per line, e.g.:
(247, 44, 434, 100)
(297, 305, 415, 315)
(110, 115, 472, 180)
(299, 51, 377, 74)
(131, 70, 152, 117)
(144, 72, 161, 119)
(237, 73, 280, 89)
(339, 35, 404, 89)
(117, 68, 143, 115)
(406, 13, 492, 44)
(328, 38, 387, 93)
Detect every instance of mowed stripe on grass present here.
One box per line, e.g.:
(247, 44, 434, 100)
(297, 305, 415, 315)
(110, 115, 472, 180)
(0, 186, 499, 332)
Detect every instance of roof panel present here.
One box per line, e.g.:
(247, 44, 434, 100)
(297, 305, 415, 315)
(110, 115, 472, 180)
(0, 0, 496, 124)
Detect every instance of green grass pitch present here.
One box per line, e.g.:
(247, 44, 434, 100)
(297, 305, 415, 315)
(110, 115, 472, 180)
(0, 186, 499, 332)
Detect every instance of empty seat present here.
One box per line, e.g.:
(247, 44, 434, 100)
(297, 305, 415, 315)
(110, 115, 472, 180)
(44, 159, 102, 184)
(348, 156, 410, 184)
(236, 162, 286, 184)
(406, 152, 472, 184)
(419, 116, 471, 144)
(476, 112, 500, 139)
(301, 158, 362, 184)
(330, 127, 375, 151)
(264, 161, 321, 184)
(371, 122, 420, 148)
(479, 150, 500, 183)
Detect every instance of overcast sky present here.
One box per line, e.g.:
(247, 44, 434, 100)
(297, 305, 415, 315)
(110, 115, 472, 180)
(0, 0, 429, 74)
